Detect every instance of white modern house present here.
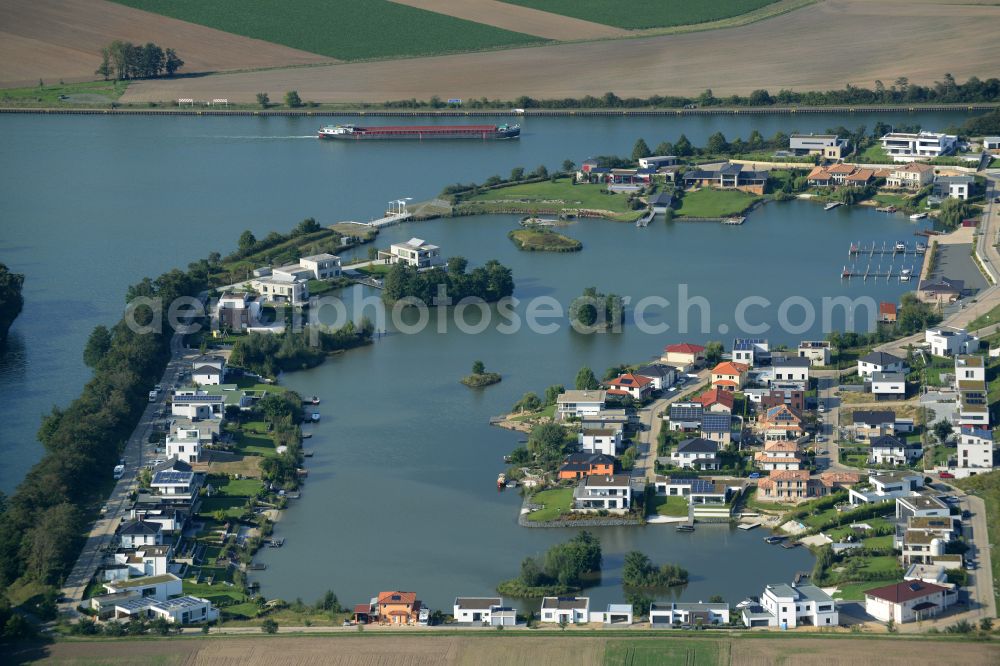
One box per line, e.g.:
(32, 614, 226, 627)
(797, 340, 831, 366)
(214, 292, 262, 331)
(452, 597, 517, 626)
(955, 354, 986, 384)
(171, 391, 224, 420)
(650, 601, 730, 626)
(540, 597, 589, 624)
(864, 581, 955, 624)
(384, 238, 442, 268)
(789, 133, 849, 159)
(671, 437, 720, 470)
(766, 356, 810, 386)
(104, 573, 182, 602)
(556, 390, 607, 420)
(113, 595, 219, 625)
(880, 131, 958, 161)
(933, 175, 973, 201)
(868, 435, 922, 466)
(250, 273, 309, 306)
(926, 327, 978, 357)
(635, 363, 676, 390)
(578, 427, 622, 456)
(280, 253, 342, 280)
(150, 459, 201, 502)
(741, 583, 838, 629)
(849, 472, 923, 505)
(592, 604, 634, 625)
(165, 428, 202, 464)
(896, 494, 950, 520)
(638, 155, 679, 169)
(957, 425, 995, 475)
(871, 372, 906, 400)
(732, 338, 769, 367)
(857, 351, 906, 378)
(572, 474, 632, 513)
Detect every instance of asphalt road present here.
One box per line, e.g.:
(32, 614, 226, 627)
(633, 368, 710, 483)
(58, 331, 192, 616)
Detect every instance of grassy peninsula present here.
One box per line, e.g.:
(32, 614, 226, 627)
(457, 177, 645, 223)
(508, 226, 582, 252)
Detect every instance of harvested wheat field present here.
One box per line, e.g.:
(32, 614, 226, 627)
(0, 0, 334, 88)
(16, 634, 1000, 665)
(388, 0, 628, 40)
(120, 0, 1000, 105)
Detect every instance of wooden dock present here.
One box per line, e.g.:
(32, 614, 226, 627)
(841, 264, 916, 282)
(849, 240, 925, 257)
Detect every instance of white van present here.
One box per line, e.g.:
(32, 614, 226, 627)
(113, 464, 125, 480)
(148, 389, 158, 402)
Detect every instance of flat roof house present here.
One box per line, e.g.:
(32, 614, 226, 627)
(896, 494, 950, 520)
(170, 391, 224, 420)
(957, 425, 995, 475)
(573, 474, 633, 513)
(881, 131, 957, 162)
(797, 340, 831, 367)
(742, 583, 837, 629)
(651, 601, 730, 627)
(732, 338, 769, 367)
(849, 471, 923, 505)
(215, 292, 262, 331)
(165, 428, 201, 464)
(385, 238, 442, 269)
(925, 327, 978, 357)
(104, 573, 182, 602)
(871, 371, 906, 400)
(540, 596, 589, 624)
(113, 595, 218, 625)
(578, 427, 622, 457)
(933, 175, 973, 201)
(250, 273, 309, 306)
(556, 390, 607, 420)
(790, 133, 849, 160)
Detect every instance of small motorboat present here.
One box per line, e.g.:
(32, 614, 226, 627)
(916, 242, 927, 252)
(311, 412, 321, 422)
(311, 396, 320, 405)
(764, 535, 786, 545)
(497, 473, 507, 490)
(899, 268, 912, 282)
(676, 524, 695, 532)
(894, 241, 906, 251)
(910, 212, 928, 220)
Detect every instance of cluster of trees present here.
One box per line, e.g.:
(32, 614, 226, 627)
(507, 422, 574, 471)
(381, 257, 514, 305)
(229, 321, 373, 377)
(394, 76, 998, 111)
(0, 268, 204, 590)
(961, 109, 1000, 136)
(96, 41, 183, 80)
(0, 262, 24, 345)
(232, 218, 324, 263)
(461, 360, 502, 388)
(569, 287, 624, 331)
(498, 532, 602, 596)
(622, 551, 689, 589)
(511, 384, 564, 414)
(937, 198, 975, 230)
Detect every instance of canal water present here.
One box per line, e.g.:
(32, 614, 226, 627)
(0, 110, 968, 608)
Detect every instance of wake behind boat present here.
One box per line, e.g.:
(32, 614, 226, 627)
(318, 123, 520, 141)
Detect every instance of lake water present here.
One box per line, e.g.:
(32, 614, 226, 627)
(0, 110, 970, 609)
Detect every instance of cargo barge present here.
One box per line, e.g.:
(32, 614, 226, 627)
(318, 123, 520, 141)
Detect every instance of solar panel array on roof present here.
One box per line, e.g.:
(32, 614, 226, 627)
(153, 471, 193, 485)
(701, 413, 731, 432)
(670, 404, 703, 421)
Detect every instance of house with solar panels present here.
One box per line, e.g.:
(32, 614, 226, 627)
(150, 459, 202, 503)
(170, 390, 225, 420)
(700, 412, 733, 445)
(732, 338, 769, 367)
(667, 402, 703, 432)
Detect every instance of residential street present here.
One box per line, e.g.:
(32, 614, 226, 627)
(633, 368, 710, 483)
(58, 331, 192, 617)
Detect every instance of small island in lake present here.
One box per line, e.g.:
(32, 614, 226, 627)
(461, 360, 501, 388)
(508, 226, 583, 252)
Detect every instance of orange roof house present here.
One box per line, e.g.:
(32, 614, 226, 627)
(879, 302, 898, 323)
(845, 168, 875, 185)
(661, 343, 706, 369)
(697, 387, 735, 413)
(806, 166, 833, 185)
(710, 362, 748, 391)
(605, 373, 654, 400)
(558, 453, 615, 480)
(757, 404, 804, 441)
(376, 591, 422, 625)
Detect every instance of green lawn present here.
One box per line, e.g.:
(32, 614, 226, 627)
(511, 403, 557, 422)
(502, 0, 779, 30)
(857, 144, 895, 164)
(463, 178, 640, 220)
(604, 638, 723, 665)
(198, 496, 249, 519)
(858, 555, 904, 576)
(674, 188, 760, 218)
(649, 495, 689, 517)
(872, 192, 913, 209)
(231, 427, 277, 457)
(357, 263, 393, 276)
(110, 0, 545, 61)
(0, 80, 128, 108)
(825, 517, 892, 540)
(966, 303, 1000, 332)
(525, 487, 574, 522)
(213, 477, 264, 497)
(833, 579, 898, 601)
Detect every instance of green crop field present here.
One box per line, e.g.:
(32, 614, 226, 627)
(110, 0, 544, 61)
(502, 0, 780, 30)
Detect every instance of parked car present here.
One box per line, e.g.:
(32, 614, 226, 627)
(962, 510, 972, 519)
(748, 472, 761, 479)
(939, 472, 955, 479)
